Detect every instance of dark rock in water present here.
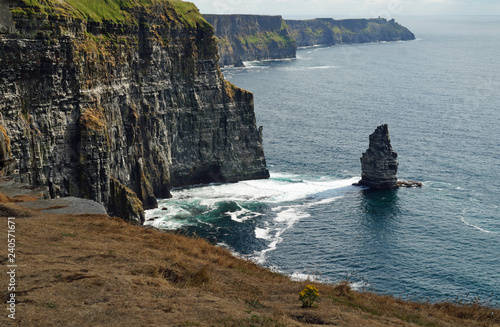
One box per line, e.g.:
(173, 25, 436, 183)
(234, 58, 245, 68)
(358, 124, 399, 190)
(397, 180, 423, 188)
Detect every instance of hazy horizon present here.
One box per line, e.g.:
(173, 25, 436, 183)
(190, 0, 500, 19)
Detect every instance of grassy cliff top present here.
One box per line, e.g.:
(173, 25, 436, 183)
(0, 194, 498, 326)
(12, 0, 207, 26)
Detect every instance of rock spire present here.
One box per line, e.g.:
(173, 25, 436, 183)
(358, 124, 399, 190)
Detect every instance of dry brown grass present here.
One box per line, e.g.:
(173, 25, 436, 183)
(79, 106, 106, 131)
(0, 192, 43, 204)
(0, 205, 499, 326)
(12, 195, 42, 202)
(0, 192, 18, 203)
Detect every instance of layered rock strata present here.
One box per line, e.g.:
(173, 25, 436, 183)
(358, 124, 399, 190)
(204, 15, 415, 66)
(0, 0, 269, 223)
(203, 14, 296, 66)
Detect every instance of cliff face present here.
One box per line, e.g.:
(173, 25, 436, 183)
(0, 0, 269, 223)
(203, 14, 296, 66)
(204, 15, 415, 65)
(286, 18, 415, 47)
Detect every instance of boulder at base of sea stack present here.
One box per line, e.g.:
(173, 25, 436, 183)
(358, 124, 399, 190)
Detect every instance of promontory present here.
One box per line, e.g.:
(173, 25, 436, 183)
(0, 0, 269, 223)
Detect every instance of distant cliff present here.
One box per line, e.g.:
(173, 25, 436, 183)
(203, 14, 296, 66)
(204, 15, 415, 66)
(0, 0, 269, 223)
(286, 18, 416, 47)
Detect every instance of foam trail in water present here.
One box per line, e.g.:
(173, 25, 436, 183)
(290, 273, 367, 291)
(227, 203, 263, 223)
(145, 173, 361, 263)
(253, 207, 311, 264)
(461, 216, 497, 234)
(250, 175, 358, 264)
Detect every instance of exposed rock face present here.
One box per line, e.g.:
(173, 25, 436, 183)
(285, 18, 415, 47)
(359, 124, 399, 190)
(0, 1, 269, 223)
(203, 15, 416, 65)
(0, 1, 16, 34)
(203, 14, 296, 67)
(0, 123, 13, 175)
(234, 58, 245, 68)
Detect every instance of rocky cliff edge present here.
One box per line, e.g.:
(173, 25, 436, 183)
(286, 17, 416, 47)
(204, 14, 296, 66)
(0, 0, 269, 223)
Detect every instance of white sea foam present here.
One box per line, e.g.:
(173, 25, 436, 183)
(461, 216, 497, 234)
(309, 65, 339, 69)
(290, 272, 321, 282)
(290, 273, 367, 290)
(164, 173, 357, 206)
(281, 66, 339, 71)
(145, 173, 361, 263)
(227, 203, 263, 223)
(350, 281, 368, 291)
(255, 227, 271, 240)
(248, 175, 359, 263)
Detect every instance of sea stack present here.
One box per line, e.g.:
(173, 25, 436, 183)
(234, 58, 246, 68)
(358, 124, 399, 190)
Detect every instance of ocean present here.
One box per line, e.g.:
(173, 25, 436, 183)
(146, 16, 500, 305)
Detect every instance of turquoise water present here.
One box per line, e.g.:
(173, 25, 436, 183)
(146, 17, 500, 305)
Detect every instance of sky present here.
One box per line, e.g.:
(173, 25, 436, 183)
(189, 0, 500, 18)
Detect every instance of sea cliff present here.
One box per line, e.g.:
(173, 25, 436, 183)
(286, 17, 416, 47)
(204, 15, 415, 66)
(0, 0, 269, 223)
(203, 14, 296, 66)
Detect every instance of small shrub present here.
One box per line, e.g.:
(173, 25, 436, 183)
(334, 280, 352, 297)
(299, 285, 319, 308)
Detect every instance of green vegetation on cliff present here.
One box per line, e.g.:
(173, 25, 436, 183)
(286, 17, 416, 47)
(12, 0, 209, 27)
(204, 14, 415, 66)
(203, 14, 296, 66)
(235, 30, 294, 48)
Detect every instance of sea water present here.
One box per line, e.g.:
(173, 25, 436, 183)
(146, 16, 500, 305)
